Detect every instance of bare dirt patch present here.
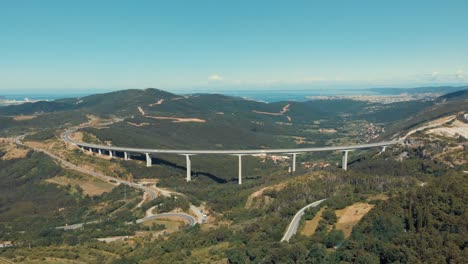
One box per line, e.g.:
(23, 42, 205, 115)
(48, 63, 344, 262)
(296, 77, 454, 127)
(281, 104, 290, 114)
(245, 183, 286, 209)
(171, 96, 189, 101)
(148, 99, 164, 106)
(1, 144, 29, 160)
(137, 106, 146, 115)
(252, 104, 291, 118)
(404, 115, 456, 138)
(69, 131, 84, 142)
(136, 178, 159, 184)
(127, 122, 150, 127)
(252, 110, 283, 116)
(301, 207, 325, 236)
(25, 141, 56, 150)
(13, 115, 37, 121)
(146, 116, 206, 123)
(427, 119, 468, 138)
(335, 202, 375, 238)
(319, 128, 337, 134)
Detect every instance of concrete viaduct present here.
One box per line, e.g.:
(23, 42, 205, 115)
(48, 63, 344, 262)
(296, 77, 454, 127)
(62, 129, 398, 184)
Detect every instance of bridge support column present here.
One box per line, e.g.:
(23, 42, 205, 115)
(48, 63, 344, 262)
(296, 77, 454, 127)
(109, 150, 113, 158)
(342, 150, 349, 171)
(292, 153, 298, 173)
(88, 147, 93, 153)
(381, 146, 387, 152)
(145, 153, 152, 167)
(124, 152, 129, 160)
(183, 154, 192, 182)
(237, 155, 243, 185)
(98, 149, 102, 155)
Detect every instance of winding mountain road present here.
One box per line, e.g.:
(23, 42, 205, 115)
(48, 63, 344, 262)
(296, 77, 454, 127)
(56, 212, 197, 230)
(136, 212, 196, 226)
(15, 135, 157, 200)
(281, 199, 327, 242)
(15, 134, 197, 228)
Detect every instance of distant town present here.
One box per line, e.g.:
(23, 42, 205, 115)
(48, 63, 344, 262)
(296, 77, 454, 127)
(307, 92, 443, 104)
(0, 96, 42, 106)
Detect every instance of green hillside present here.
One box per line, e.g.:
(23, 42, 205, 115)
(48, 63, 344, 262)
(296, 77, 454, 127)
(0, 88, 466, 263)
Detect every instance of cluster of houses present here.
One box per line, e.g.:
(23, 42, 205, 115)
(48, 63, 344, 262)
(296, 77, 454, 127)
(0, 240, 13, 248)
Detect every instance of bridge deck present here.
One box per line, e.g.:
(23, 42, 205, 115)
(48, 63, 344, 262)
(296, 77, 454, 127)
(63, 130, 398, 155)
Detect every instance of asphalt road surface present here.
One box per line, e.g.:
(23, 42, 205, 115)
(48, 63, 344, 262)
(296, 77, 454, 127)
(15, 135, 157, 200)
(281, 199, 327, 242)
(62, 127, 399, 155)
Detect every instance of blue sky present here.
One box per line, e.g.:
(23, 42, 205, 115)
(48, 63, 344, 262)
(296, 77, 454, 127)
(1, 0, 467, 93)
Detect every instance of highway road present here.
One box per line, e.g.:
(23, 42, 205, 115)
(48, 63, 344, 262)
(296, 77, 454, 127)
(16, 134, 199, 230)
(56, 220, 99, 230)
(62, 128, 400, 155)
(280, 199, 327, 242)
(15, 135, 157, 200)
(136, 212, 196, 226)
(56, 212, 196, 230)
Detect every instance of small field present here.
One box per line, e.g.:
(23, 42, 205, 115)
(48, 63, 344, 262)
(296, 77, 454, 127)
(335, 202, 374, 238)
(301, 207, 325, 236)
(12, 115, 37, 121)
(46, 175, 115, 196)
(0, 142, 29, 160)
(141, 219, 184, 233)
(245, 182, 286, 209)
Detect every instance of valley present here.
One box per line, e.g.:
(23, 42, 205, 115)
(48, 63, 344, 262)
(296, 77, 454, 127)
(0, 88, 466, 263)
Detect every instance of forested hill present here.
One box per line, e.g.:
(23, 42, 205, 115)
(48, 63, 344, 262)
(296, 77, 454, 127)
(1, 87, 466, 147)
(0, 88, 443, 122)
(437, 88, 468, 101)
(0, 89, 178, 116)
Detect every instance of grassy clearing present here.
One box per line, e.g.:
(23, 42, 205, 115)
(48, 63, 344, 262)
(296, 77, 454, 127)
(0, 140, 29, 160)
(301, 207, 325, 236)
(141, 219, 184, 233)
(12, 115, 37, 121)
(46, 174, 115, 196)
(335, 202, 374, 238)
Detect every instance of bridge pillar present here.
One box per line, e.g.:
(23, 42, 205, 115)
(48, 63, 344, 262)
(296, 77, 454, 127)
(145, 153, 152, 167)
(237, 155, 243, 185)
(109, 150, 113, 158)
(381, 146, 387, 152)
(124, 152, 129, 160)
(342, 150, 349, 171)
(183, 154, 192, 182)
(292, 153, 298, 173)
(88, 147, 93, 153)
(98, 149, 102, 155)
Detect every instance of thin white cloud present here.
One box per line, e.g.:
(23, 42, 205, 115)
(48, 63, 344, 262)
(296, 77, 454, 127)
(199, 70, 467, 89)
(415, 70, 466, 83)
(208, 74, 223, 81)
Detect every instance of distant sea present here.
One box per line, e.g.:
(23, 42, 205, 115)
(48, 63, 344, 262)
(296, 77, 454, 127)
(1, 93, 91, 102)
(1, 89, 378, 103)
(1, 86, 463, 103)
(208, 89, 376, 102)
